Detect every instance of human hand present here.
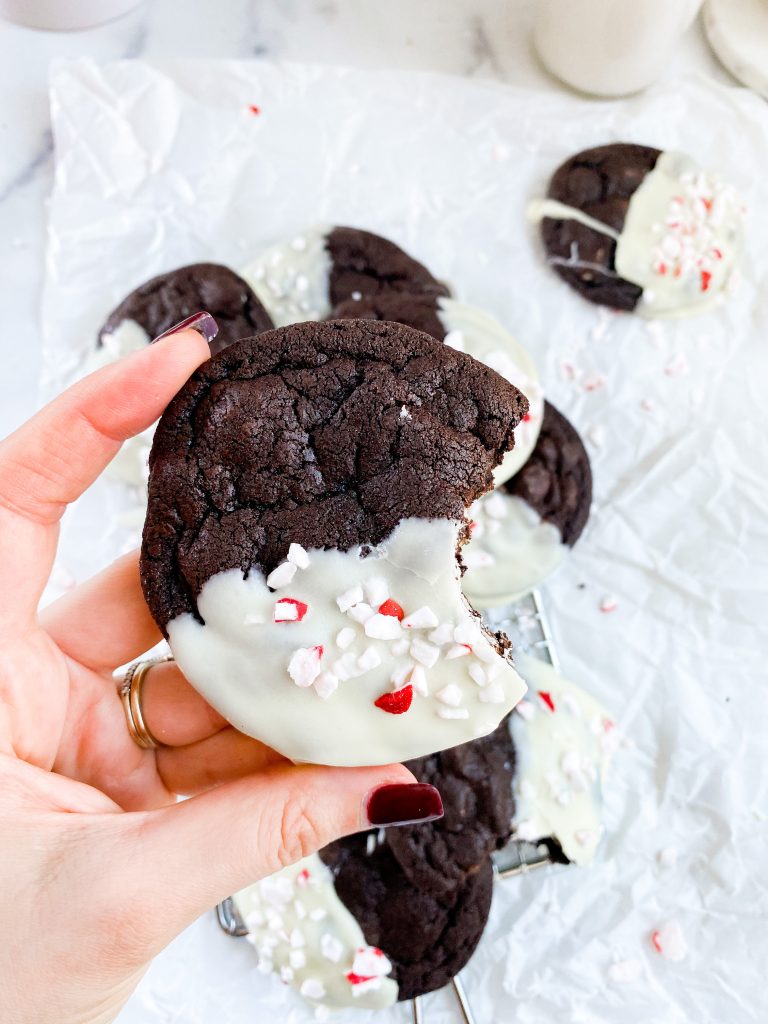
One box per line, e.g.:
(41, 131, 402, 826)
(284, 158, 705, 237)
(0, 325, 427, 1024)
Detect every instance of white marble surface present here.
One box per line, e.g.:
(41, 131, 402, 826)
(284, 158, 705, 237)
(0, 0, 733, 439)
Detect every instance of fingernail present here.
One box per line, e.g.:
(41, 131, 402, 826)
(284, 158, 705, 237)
(365, 783, 443, 828)
(151, 311, 219, 345)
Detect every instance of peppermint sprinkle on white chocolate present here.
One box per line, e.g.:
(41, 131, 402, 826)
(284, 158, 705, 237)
(234, 854, 397, 1012)
(167, 518, 527, 766)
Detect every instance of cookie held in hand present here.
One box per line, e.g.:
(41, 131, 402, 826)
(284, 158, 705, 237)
(141, 319, 529, 766)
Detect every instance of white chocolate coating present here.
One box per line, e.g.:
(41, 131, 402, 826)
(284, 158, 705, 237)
(511, 652, 616, 866)
(234, 854, 398, 1011)
(461, 492, 567, 609)
(615, 150, 744, 317)
(437, 298, 544, 485)
(167, 518, 527, 766)
(240, 225, 332, 327)
(531, 150, 745, 317)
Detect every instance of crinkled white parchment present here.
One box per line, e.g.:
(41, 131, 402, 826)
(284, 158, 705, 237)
(42, 59, 768, 1024)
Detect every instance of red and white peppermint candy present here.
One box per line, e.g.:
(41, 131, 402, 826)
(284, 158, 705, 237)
(428, 622, 455, 646)
(410, 636, 440, 668)
(348, 601, 375, 624)
(363, 576, 389, 608)
(478, 683, 505, 704)
(351, 946, 392, 978)
(445, 643, 471, 660)
(336, 585, 364, 613)
(287, 646, 324, 688)
(364, 613, 402, 640)
(408, 665, 428, 697)
(650, 920, 687, 962)
(356, 646, 382, 673)
(435, 683, 463, 707)
(335, 626, 356, 649)
(314, 671, 339, 700)
(274, 597, 308, 622)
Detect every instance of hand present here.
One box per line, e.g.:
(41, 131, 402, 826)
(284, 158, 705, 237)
(0, 328, 416, 1024)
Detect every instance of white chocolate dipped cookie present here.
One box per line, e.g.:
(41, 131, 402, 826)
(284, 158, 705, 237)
(141, 319, 530, 766)
(532, 143, 745, 317)
(462, 401, 592, 610)
(241, 224, 449, 328)
(234, 854, 398, 1012)
(510, 652, 617, 866)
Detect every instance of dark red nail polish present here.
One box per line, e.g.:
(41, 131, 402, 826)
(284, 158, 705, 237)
(152, 311, 219, 345)
(366, 783, 443, 827)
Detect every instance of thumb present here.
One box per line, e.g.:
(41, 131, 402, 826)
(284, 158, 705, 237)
(121, 761, 437, 952)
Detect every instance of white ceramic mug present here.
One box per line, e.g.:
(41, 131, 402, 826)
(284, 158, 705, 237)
(0, 0, 144, 30)
(534, 0, 703, 97)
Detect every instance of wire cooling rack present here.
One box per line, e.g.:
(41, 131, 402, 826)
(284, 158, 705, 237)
(217, 588, 562, 1022)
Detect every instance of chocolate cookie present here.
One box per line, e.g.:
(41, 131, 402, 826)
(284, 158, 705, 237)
(240, 225, 449, 328)
(507, 401, 591, 546)
(330, 295, 545, 485)
(385, 718, 516, 899)
(99, 262, 274, 356)
(321, 835, 494, 1001)
(462, 401, 592, 609)
(141, 319, 529, 766)
(534, 144, 745, 316)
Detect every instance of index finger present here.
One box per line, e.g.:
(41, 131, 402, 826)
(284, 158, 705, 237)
(0, 326, 212, 528)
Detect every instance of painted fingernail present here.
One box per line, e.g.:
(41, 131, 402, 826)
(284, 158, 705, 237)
(151, 311, 219, 345)
(365, 783, 443, 828)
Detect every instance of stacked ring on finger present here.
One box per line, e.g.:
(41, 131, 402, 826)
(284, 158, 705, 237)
(119, 656, 173, 750)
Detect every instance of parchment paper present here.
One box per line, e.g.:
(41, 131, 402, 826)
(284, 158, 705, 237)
(42, 59, 768, 1024)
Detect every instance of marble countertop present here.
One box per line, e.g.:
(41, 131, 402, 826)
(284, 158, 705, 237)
(0, 0, 732, 439)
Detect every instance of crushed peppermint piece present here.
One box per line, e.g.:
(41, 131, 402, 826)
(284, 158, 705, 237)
(435, 684, 463, 707)
(600, 594, 619, 613)
(266, 561, 297, 589)
(438, 707, 470, 719)
(364, 576, 389, 607)
(390, 661, 415, 688)
(314, 671, 339, 700)
(390, 637, 411, 656)
(352, 947, 391, 977)
(374, 685, 413, 715)
(650, 920, 687, 961)
(608, 958, 644, 984)
(453, 620, 480, 645)
(574, 828, 596, 846)
(409, 665, 429, 697)
(289, 927, 305, 948)
(350, 290, 363, 300)
(274, 597, 309, 623)
(473, 641, 496, 664)
(365, 613, 402, 640)
(335, 627, 356, 649)
(445, 643, 471, 660)
(428, 623, 455, 646)
(469, 663, 488, 687)
(665, 352, 690, 377)
(287, 543, 310, 569)
(410, 636, 440, 668)
(357, 646, 382, 673)
(401, 605, 439, 629)
(310, 907, 327, 922)
(378, 598, 405, 620)
(332, 652, 359, 681)
(288, 646, 324, 688)
(296, 868, 311, 887)
(336, 585, 364, 613)
(582, 373, 606, 392)
(658, 846, 679, 868)
(300, 978, 326, 1000)
(515, 699, 535, 720)
(348, 602, 375, 624)
(280, 965, 294, 983)
(289, 948, 306, 969)
(538, 690, 556, 712)
(320, 933, 344, 963)
(478, 682, 505, 704)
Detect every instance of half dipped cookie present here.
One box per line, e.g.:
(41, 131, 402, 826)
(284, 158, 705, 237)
(140, 319, 529, 765)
